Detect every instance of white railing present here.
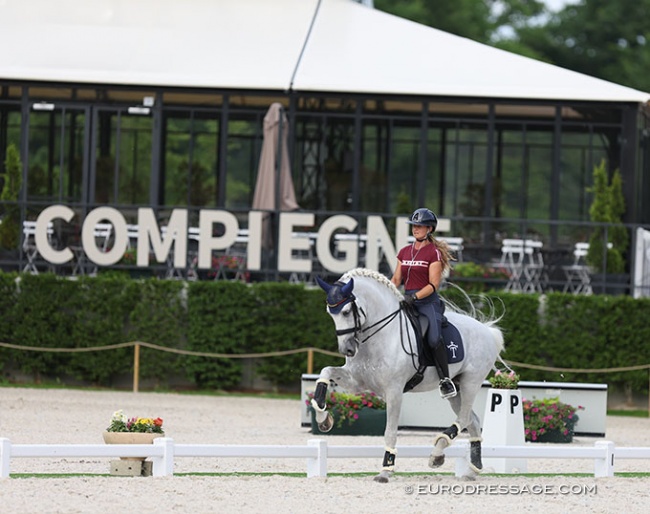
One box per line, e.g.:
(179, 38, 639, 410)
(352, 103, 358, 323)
(2, 438, 649, 479)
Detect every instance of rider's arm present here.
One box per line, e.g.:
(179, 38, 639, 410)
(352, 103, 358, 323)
(391, 259, 403, 288)
(413, 261, 442, 300)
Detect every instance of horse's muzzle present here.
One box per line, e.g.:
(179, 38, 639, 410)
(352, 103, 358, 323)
(338, 338, 357, 357)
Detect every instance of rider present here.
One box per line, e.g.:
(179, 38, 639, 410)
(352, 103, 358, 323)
(391, 207, 457, 399)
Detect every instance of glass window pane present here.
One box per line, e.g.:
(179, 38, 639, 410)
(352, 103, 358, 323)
(95, 111, 152, 205)
(164, 113, 219, 207)
(27, 108, 85, 203)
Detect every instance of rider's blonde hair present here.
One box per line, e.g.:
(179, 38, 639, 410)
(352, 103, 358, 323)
(427, 233, 455, 274)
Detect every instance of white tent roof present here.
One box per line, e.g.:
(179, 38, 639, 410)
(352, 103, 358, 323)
(1, 0, 648, 103)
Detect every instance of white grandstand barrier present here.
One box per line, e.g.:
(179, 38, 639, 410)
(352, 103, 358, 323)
(1, 438, 645, 479)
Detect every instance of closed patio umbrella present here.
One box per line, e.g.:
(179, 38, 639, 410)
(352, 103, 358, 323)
(252, 102, 299, 250)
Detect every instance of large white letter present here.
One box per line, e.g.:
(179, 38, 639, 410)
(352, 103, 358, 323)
(366, 215, 405, 272)
(137, 208, 188, 267)
(197, 210, 239, 269)
(278, 212, 315, 272)
(247, 211, 262, 271)
(84, 207, 128, 265)
(316, 215, 358, 273)
(394, 216, 410, 253)
(36, 205, 74, 264)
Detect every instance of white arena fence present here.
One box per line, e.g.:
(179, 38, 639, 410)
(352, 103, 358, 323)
(2, 438, 650, 478)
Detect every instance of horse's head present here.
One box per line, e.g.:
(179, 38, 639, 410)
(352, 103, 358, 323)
(316, 276, 364, 357)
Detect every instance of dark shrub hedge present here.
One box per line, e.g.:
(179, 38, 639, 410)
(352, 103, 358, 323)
(0, 273, 648, 396)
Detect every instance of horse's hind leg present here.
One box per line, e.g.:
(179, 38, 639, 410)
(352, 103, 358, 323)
(465, 409, 483, 473)
(429, 389, 483, 475)
(428, 392, 462, 468)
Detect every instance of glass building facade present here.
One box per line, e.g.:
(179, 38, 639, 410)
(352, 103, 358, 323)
(1, 81, 649, 285)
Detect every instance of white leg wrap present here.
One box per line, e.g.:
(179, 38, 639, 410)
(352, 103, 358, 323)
(433, 433, 452, 447)
(310, 398, 326, 413)
(433, 422, 461, 447)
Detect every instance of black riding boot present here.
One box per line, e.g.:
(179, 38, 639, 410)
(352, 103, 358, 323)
(434, 342, 457, 399)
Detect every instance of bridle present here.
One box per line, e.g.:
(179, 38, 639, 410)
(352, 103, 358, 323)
(333, 297, 403, 346)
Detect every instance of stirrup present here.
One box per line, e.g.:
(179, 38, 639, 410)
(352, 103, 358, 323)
(439, 378, 457, 399)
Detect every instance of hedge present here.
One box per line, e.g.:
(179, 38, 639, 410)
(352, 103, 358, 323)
(0, 272, 648, 396)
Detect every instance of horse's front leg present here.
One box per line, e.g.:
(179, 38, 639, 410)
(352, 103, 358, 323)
(374, 388, 403, 483)
(310, 366, 359, 432)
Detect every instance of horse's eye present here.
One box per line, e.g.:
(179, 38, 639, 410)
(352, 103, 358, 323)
(342, 307, 351, 317)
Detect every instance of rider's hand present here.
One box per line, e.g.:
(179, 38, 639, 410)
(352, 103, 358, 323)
(404, 293, 417, 305)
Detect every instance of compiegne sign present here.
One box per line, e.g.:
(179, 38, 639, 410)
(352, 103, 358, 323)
(34, 205, 417, 274)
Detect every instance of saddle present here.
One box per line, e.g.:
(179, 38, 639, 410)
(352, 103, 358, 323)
(402, 302, 465, 368)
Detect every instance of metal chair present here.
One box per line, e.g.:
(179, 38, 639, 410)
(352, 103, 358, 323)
(22, 221, 54, 274)
(499, 239, 545, 293)
(562, 242, 593, 295)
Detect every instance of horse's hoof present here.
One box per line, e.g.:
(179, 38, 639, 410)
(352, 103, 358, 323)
(374, 474, 389, 483)
(429, 455, 445, 468)
(317, 412, 334, 433)
(461, 468, 479, 480)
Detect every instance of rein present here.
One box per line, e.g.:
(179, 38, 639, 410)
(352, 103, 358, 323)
(335, 300, 404, 345)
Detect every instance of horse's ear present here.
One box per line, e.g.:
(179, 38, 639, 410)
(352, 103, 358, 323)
(316, 276, 331, 292)
(341, 278, 354, 297)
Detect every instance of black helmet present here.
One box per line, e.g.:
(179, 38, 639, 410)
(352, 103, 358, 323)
(406, 208, 438, 231)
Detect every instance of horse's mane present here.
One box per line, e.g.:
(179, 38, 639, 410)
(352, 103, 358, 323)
(340, 268, 403, 301)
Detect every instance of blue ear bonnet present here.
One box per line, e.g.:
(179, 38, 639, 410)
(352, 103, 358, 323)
(326, 282, 355, 314)
(316, 277, 355, 314)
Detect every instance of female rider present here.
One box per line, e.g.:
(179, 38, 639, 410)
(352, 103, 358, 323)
(391, 207, 456, 398)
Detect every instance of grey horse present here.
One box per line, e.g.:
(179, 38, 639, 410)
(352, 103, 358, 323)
(313, 268, 504, 483)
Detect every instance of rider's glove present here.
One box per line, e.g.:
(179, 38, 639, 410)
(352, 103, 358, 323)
(404, 293, 418, 305)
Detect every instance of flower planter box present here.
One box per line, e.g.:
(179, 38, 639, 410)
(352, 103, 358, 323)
(532, 418, 578, 444)
(310, 407, 386, 436)
(102, 431, 162, 460)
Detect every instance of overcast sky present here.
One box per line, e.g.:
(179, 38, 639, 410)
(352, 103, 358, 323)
(543, 0, 579, 11)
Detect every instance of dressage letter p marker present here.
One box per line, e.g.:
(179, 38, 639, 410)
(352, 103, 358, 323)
(510, 394, 519, 414)
(490, 392, 502, 412)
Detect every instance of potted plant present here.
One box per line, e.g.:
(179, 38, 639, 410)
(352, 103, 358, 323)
(306, 391, 387, 436)
(450, 262, 510, 293)
(0, 144, 23, 256)
(103, 409, 165, 459)
(488, 369, 520, 389)
(117, 248, 154, 278)
(191, 254, 249, 281)
(585, 160, 629, 294)
(522, 397, 584, 443)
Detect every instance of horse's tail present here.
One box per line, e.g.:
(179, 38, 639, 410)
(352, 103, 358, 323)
(442, 282, 506, 358)
(488, 323, 505, 356)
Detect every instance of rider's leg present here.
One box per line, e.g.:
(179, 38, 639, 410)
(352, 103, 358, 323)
(433, 340, 457, 399)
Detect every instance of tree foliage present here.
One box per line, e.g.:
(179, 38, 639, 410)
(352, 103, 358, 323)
(375, 0, 545, 44)
(586, 160, 629, 274)
(0, 144, 23, 250)
(496, 0, 650, 92)
(375, 0, 650, 92)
